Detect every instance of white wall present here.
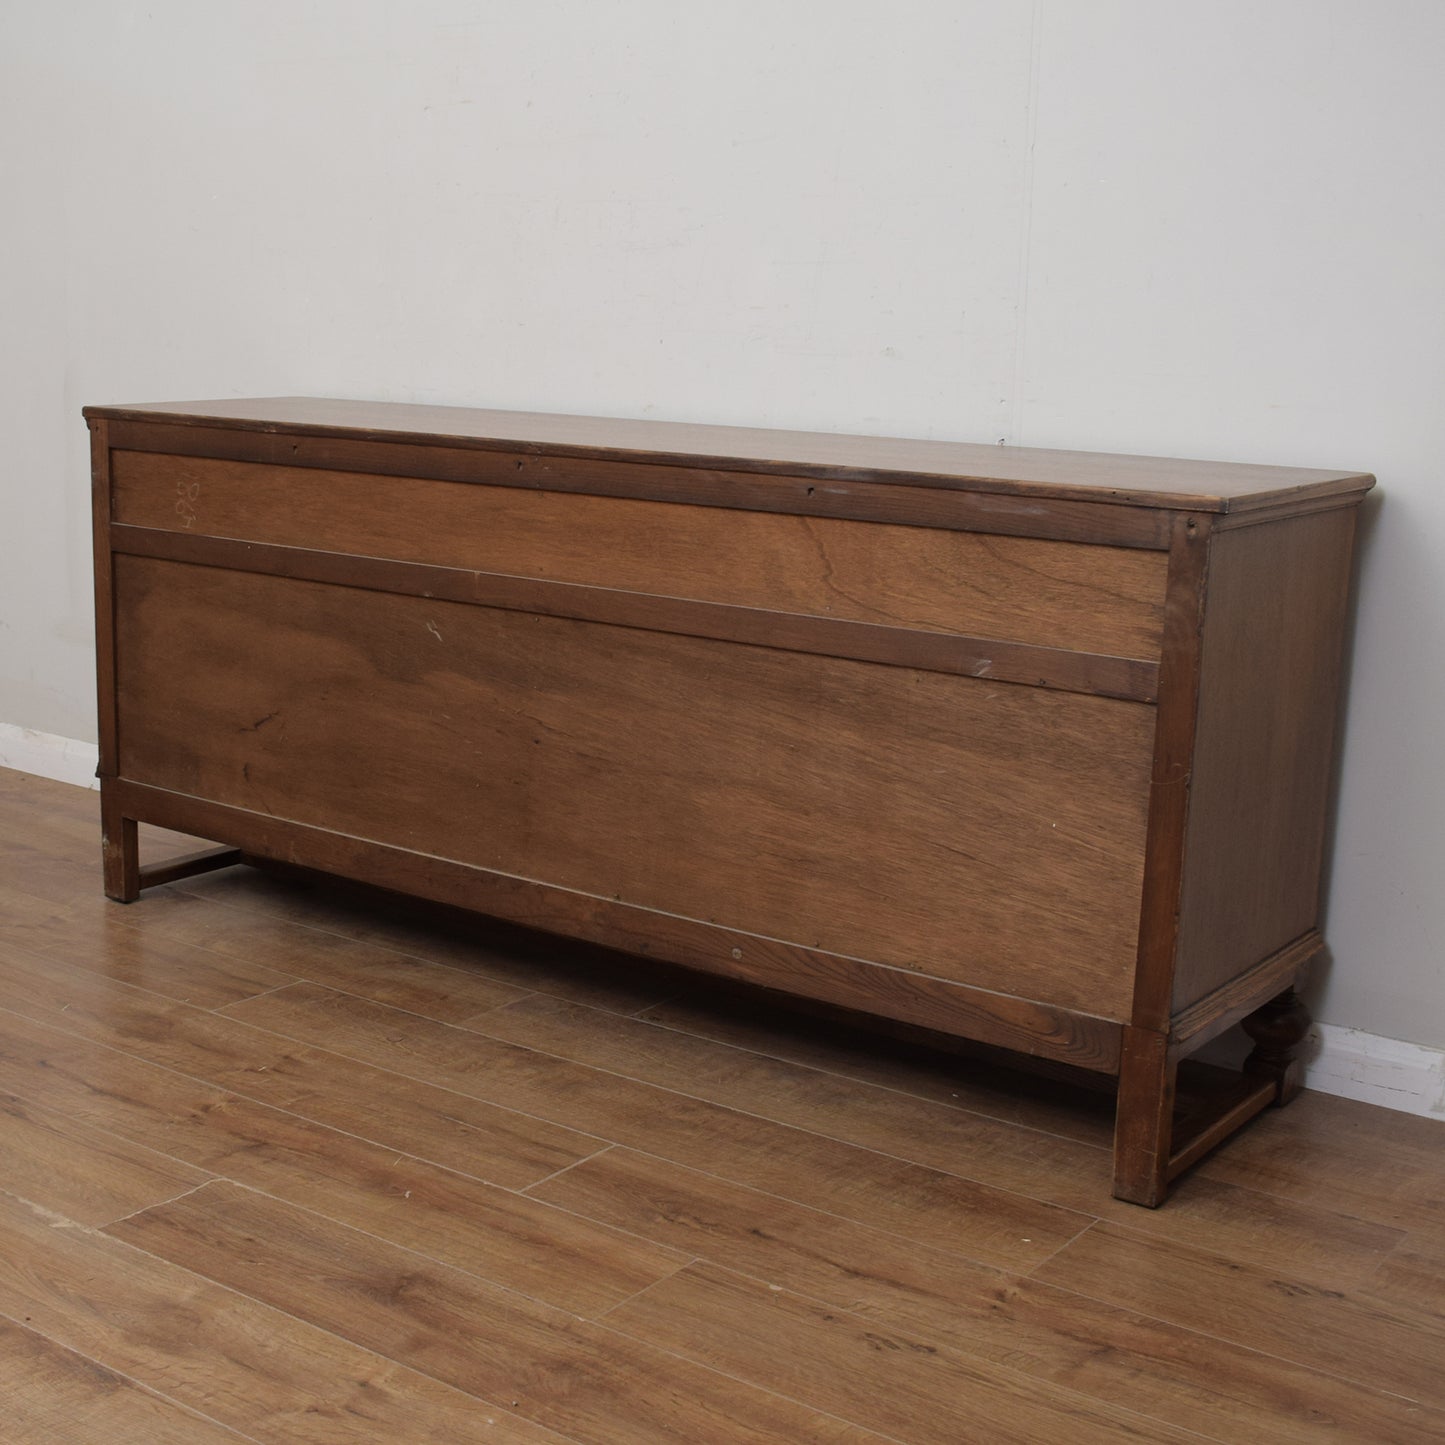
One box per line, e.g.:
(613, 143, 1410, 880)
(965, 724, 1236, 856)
(3, 1, 1441, 1051)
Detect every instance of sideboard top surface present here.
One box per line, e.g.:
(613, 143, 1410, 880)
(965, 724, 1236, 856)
(85, 396, 1374, 516)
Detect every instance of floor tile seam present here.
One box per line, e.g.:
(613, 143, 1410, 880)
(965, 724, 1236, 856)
(430, 1011, 1109, 1221)
(198, 986, 1418, 1285)
(220, 1010, 1103, 1246)
(587, 1270, 918, 1445)
(458, 995, 1121, 1162)
(166, 874, 626, 1002)
(214, 978, 530, 1033)
(80, 1198, 592, 1445)
(630, 1002, 1117, 1149)
(1181, 1166, 1434, 1239)
(9, 948, 1397, 1290)
(1068, 1213, 1434, 1317)
(0, 976, 1387, 1293)
(1035, 1220, 1445, 1408)
(98, 1178, 220, 1232)
(106, 896, 543, 1015)
(96, 1180, 863, 1444)
(551, 1141, 1093, 1273)
(110, 1175, 685, 1326)
(5, 919, 1106, 1225)
(518, 1142, 619, 1196)
(201, 984, 1086, 1205)
(0, 978, 620, 1169)
(0, 1085, 217, 1187)
(592, 1272, 1233, 1445)
(1348, 1221, 1438, 1297)
(160, 872, 700, 1022)
(0, 1295, 268, 1445)
(619, 1209, 1442, 1436)
(0, 998, 624, 1200)
(0, 890, 307, 994)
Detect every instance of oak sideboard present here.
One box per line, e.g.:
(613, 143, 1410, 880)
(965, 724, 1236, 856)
(86, 397, 1374, 1205)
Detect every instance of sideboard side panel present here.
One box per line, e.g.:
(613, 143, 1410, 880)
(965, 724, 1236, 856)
(1171, 507, 1360, 1011)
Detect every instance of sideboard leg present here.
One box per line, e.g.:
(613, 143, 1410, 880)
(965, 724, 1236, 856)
(1241, 986, 1312, 1106)
(1112, 1027, 1177, 1207)
(100, 783, 140, 902)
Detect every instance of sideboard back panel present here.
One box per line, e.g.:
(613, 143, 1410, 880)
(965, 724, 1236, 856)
(113, 554, 1155, 1019)
(111, 450, 1169, 660)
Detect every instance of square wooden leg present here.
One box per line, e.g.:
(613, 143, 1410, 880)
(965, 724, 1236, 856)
(1112, 1026, 1177, 1207)
(100, 782, 140, 902)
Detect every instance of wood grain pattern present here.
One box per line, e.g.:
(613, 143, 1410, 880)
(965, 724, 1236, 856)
(0, 955, 684, 1315)
(0, 879, 297, 1009)
(532, 1147, 1442, 1445)
(110, 778, 1127, 1068)
(1195, 1089, 1445, 1234)
(0, 997, 599, 1200)
(112, 450, 1170, 659)
(1036, 1221, 1445, 1411)
(5, 767, 1439, 1445)
(216, 981, 1096, 1267)
(603, 1260, 1213, 1444)
(111, 523, 1161, 702)
(107, 418, 1176, 547)
(456, 991, 1403, 1292)
(0, 1316, 253, 1445)
(0, 1092, 209, 1227)
(0, 1189, 570, 1444)
(110, 1181, 895, 1445)
(114, 556, 1156, 1019)
(89, 395, 1375, 512)
(1172, 509, 1360, 1008)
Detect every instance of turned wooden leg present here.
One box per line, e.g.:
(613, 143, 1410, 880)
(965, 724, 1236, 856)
(100, 782, 140, 902)
(1112, 1026, 1178, 1207)
(1241, 986, 1311, 1105)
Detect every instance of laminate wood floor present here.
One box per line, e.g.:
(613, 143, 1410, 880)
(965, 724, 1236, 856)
(1, 766, 1441, 1444)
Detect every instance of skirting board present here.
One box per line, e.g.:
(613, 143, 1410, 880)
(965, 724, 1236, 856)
(0, 722, 100, 790)
(3, 721, 1441, 1122)
(1304, 1024, 1445, 1122)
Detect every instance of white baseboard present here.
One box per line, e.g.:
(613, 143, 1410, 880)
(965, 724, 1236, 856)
(0, 723, 100, 790)
(1305, 1023, 1445, 1121)
(2, 722, 1441, 1120)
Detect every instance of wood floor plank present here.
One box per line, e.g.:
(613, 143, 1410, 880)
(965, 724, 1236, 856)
(0, 881, 296, 1009)
(1034, 1221, 1445, 1411)
(0, 772, 193, 861)
(0, 1314, 254, 1445)
(604, 1260, 1220, 1445)
(636, 986, 1118, 1146)
(458, 993, 1406, 1289)
(176, 862, 686, 1015)
(1195, 1090, 1445, 1234)
(530, 1146, 1445, 1445)
(110, 1180, 897, 1445)
(6, 769, 1442, 1445)
(0, 1189, 571, 1444)
(0, 1091, 210, 1227)
(0, 983, 686, 1318)
(216, 980, 1092, 1271)
(1359, 1228, 1445, 1320)
(88, 875, 532, 1023)
(0, 944, 600, 1191)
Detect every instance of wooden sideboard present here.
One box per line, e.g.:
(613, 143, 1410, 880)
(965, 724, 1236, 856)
(86, 397, 1374, 1205)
